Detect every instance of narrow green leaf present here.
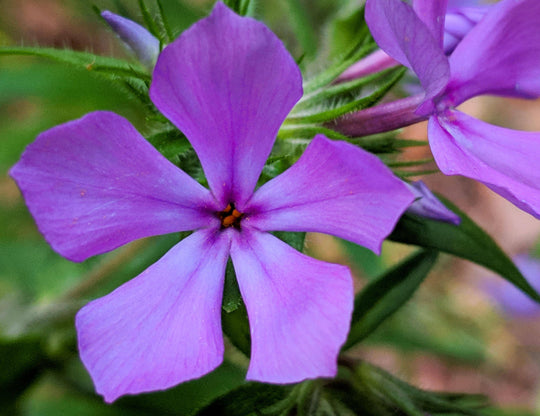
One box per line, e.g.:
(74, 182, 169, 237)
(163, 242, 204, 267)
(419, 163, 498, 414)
(91, 5, 103, 20)
(194, 383, 290, 416)
(343, 249, 438, 350)
(326, 4, 367, 61)
(273, 231, 306, 253)
(279, 125, 350, 141)
(112, 0, 131, 18)
(118, 361, 245, 416)
(224, 0, 254, 16)
(145, 129, 191, 161)
(353, 361, 486, 416)
(222, 260, 242, 313)
(121, 77, 154, 109)
(0, 47, 150, 81)
(303, 34, 375, 94)
(350, 135, 428, 155)
(289, 67, 406, 123)
(385, 157, 433, 168)
(340, 240, 385, 280)
(138, 0, 162, 40)
(389, 197, 540, 303)
(294, 67, 400, 113)
(0, 338, 47, 411)
(286, 0, 318, 59)
(394, 168, 439, 178)
(157, 0, 174, 42)
(221, 303, 251, 357)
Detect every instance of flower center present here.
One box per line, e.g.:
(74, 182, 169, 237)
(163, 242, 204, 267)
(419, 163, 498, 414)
(217, 202, 244, 230)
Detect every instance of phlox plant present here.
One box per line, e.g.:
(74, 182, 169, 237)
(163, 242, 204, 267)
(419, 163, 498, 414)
(2, 0, 540, 415)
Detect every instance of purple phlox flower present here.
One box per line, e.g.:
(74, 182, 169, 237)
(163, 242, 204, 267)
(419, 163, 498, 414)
(484, 254, 540, 318)
(444, 0, 490, 54)
(337, 0, 489, 82)
(10, 3, 414, 403)
(366, 0, 540, 219)
(101, 10, 160, 69)
(405, 181, 460, 225)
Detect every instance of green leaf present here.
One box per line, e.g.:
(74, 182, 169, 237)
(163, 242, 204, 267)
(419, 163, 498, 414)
(480, 409, 536, 416)
(222, 260, 243, 313)
(116, 361, 246, 416)
(293, 67, 402, 114)
(145, 129, 191, 162)
(273, 231, 307, 253)
(224, 0, 254, 16)
(288, 67, 406, 123)
(389, 197, 540, 303)
(325, 4, 367, 61)
(221, 303, 251, 357)
(285, 0, 319, 59)
(138, 0, 163, 41)
(302, 32, 375, 94)
(0, 337, 48, 412)
(351, 361, 486, 416)
(156, 0, 174, 42)
(367, 310, 486, 363)
(340, 240, 385, 280)
(297, 381, 322, 416)
(0, 47, 150, 81)
(343, 249, 438, 350)
(193, 383, 291, 416)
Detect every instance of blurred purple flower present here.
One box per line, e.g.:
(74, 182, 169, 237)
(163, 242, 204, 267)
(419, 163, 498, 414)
(405, 181, 460, 225)
(485, 255, 540, 317)
(10, 3, 413, 402)
(366, 0, 540, 218)
(444, 0, 490, 54)
(101, 10, 160, 68)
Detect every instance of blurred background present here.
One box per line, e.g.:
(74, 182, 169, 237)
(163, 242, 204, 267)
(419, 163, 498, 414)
(1, 0, 540, 414)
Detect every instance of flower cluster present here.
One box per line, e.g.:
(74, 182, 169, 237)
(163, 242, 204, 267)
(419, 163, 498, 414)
(339, 0, 540, 219)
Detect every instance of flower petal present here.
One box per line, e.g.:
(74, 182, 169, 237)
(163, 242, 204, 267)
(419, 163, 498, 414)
(365, 0, 450, 100)
(230, 229, 353, 383)
(429, 110, 540, 218)
(76, 229, 230, 403)
(9, 111, 217, 262)
(245, 135, 414, 254)
(447, 0, 540, 104)
(443, 6, 489, 54)
(150, 3, 302, 207)
(412, 0, 448, 45)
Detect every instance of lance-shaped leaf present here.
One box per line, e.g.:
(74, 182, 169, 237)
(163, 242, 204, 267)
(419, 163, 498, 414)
(194, 383, 291, 416)
(0, 338, 47, 412)
(352, 361, 487, 416)
(288, 67, 406, 123)
(0, 47, 150, 81)
(389, 197, 540, 303)
(343, 249, 438, 350)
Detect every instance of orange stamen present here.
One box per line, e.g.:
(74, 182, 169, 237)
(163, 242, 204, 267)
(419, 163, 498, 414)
(222, 215, 235, 227)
